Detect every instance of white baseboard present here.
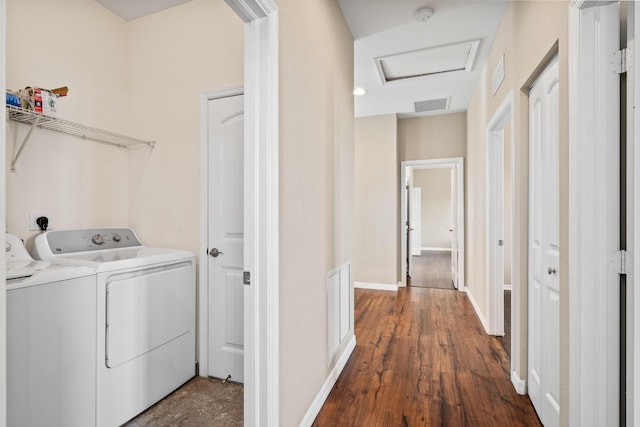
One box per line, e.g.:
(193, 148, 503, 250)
(511, 370, 527, 395)
(354, 282, 398, 292)
(421, 247, 452, 252)
(299, 333, 357, 427)
(504, 284, 512, 291)
(464, 288, 490, 334)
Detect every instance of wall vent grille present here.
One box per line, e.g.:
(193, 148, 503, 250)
(414, 97, 450, 113)
(328, 262, 352, 362)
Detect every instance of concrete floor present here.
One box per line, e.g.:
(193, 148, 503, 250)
(124, 377, 243, 426)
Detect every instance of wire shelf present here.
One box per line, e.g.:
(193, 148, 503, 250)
(6, 105, 156, 149)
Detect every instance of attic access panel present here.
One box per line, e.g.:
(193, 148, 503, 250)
(375, 40, 480, 84)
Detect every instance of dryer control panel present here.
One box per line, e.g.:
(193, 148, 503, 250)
(36, 228, 142, 255)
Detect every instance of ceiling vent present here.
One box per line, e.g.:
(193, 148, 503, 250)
(414, 97, 450, 113)
(375, 40, 480, 84)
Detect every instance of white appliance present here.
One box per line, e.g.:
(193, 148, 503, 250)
(6, 233, 96, 427)
(32, 228, 196, 427)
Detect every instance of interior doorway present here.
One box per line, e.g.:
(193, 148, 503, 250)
(203, 91, 245, 383)
(485, 91, 515, 348)
(408, 167, 454, 289)
(400, 158, 464, 291)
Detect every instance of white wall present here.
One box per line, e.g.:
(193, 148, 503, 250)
(413, 168, 452, 249)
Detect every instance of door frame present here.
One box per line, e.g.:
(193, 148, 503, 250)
(0, 1, 7, 425)
(199, 86, 244, 379)
(632, 4, 640, 426)
(569, 2, 620, 426)
(409, 187, 422, 256)
(400, 157, 464, 290)
(208, 1, 280, 425)
(485, 90, 514, 338)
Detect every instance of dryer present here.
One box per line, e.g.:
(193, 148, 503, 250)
(33, 228, 196, 427)
(6, 233, 96, 427)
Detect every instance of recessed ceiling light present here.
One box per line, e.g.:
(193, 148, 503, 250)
(353, 88, 366, 96)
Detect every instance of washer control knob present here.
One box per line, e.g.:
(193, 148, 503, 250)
(91, 234, 105, 245)
(112, 234, 122, 243)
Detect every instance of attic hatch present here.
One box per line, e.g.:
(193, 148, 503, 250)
(375, 40, 480, 84)
(414, 97, 450, 113)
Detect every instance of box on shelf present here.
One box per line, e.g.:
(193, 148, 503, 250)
(5, 91, 20, 108)
(17, 86, 67, 115)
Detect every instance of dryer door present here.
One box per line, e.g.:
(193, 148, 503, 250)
(105, 261, 194, 368)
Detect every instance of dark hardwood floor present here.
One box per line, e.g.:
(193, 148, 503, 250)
(312, 288, 541, 427)
(497, 290, 512, 358)
(408, 251, 455, 290)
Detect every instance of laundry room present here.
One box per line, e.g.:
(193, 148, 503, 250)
(4, 0, 244, 425)
(5, 0, 243, 253)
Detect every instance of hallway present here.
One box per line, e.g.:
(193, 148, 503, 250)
(313, 288, 541, 426)
(408, 250, 455, 290)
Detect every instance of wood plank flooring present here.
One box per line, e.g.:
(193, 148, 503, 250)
(408, 251, 454, 290)
(313, 288, 541, 427)
(497, 290, 511, 358)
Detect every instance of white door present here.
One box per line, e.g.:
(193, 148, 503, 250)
(207, 94, 244, 382)
(410, 187, 421, 256)
(450, 166, 459, 288)
(528, 56, 560, 427)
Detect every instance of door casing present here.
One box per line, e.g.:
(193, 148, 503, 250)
(0, 2, 7, 426)
(485, 90, 515, 341)
(400, 157, 464, 291)
(569, 2, 620, 426)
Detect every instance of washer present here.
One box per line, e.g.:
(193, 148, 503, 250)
(6, 233, 96, 427)
(33, 228, 196, 427)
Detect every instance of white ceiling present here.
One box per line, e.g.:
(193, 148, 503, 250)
(94, 0, 194, 21)
(337, 0, 508, 118)
(95, 0, 506, 118)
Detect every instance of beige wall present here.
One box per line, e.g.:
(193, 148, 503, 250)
(6, 0, 130, 246)
(398, 112, 467, 162)
(466, 1, 569, 423)
(397, 112, 466, 281)
(5, 0, 244, 259)
(126, 0, 243, 253)
(278, 1, 354, 424)
(5, 1, 356, 424)
(413, 168, 452, 249)
(353, 114, 397, 285)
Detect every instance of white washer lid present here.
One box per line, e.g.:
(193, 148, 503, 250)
(5, 233, 52, 279)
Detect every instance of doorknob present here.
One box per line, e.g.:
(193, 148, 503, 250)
(547, 267, 556, 275)
(209, 248, 224, 257)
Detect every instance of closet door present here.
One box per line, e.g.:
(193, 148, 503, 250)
(528, 56, 560, 427)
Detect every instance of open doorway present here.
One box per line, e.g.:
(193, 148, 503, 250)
(400, 158, 464, 291)
(408, 167, 454, 289)
(485, 91, 515, 366)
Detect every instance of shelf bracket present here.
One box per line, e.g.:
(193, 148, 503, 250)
(10, 116, 41, 173)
